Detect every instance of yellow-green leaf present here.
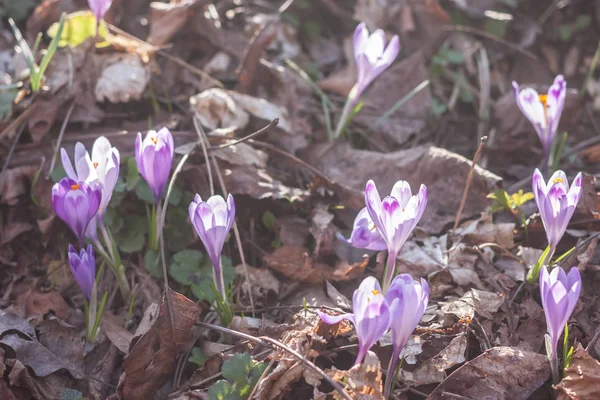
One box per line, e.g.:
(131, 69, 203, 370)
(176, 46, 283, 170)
(47, 11, 110, 48)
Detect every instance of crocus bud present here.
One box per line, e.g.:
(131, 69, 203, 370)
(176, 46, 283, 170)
(384, 274, 429, 397)
(353, 22, 400, 100)
(532, 169, 582, 251)
(364, 179, 427, 289)
(540, 265, 580, 352)
(319, 276, 391, 365)
(135, 128, 174, 204)
(52, 178, 101, 245)
(189, 194, 236, 300)
(88, 0, 113, 23)
(68, 244, 96, 300)
(513, 75, 566, 155)
(339, 207, 387, 251)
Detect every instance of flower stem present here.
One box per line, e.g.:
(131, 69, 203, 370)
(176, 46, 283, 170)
(382, 251, 397, 292)
(213, 256, 226, 303)
(551, 347, 560, 385)
(384, 348, 403, 399)
(334, 86, 359, 139)
(148, 204, 159, 251)
(95, 226, 130, 298)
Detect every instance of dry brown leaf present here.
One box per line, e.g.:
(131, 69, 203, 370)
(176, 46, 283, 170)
(264, 245, 368, 284)
(0, 223, 33, 246)
(120, 290, 203, 400)
(95, 53, 150, 103)
(556, 344, 600, 400)
(19, 289, 70, 321)
(304, 143, 501, 233)
(190, 88, 250, 130)
(327, 351, 384, 400)
(101, 313, 134, 354)
(427, 347, 550, 399)
(441, 289, 504, 320)
(0, 166, 38, 206)
(147, 0, 202, 46)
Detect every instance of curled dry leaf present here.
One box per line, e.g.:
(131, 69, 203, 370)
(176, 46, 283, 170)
(147, 0, 202, 46)
(427, 347, 550, 399)
(263, 245, 368, 284)
(326, 351, 384, 400)
(400, 333, 467, 386)
(235, 264, 280, 308)
(120, 290, 203, 400)
(101, 313, 134, 354)
(190, 88, 250, 130)
(441, 289, 504, 320)
(223, 165, 310, 202)
(95, 53, 150, 103)
(556, 344, 600, 400)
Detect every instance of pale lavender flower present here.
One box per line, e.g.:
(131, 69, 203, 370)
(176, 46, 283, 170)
(88, 0, 113, 23)
(513, 75, 566, 155)
(334, 23, 400, 138)
(364, 179, 428, 290)
(339, 207, 387, 251)
(539, 265, 581, 383)
(319, 277, 391, 365)
(532, 169, 582, 252)
(68, 244, 96, 300)
(52, 178, 101, 245)
(353, 22, 400, 99)
(135, 128, 174, 204)
(189, 194, 236, 300)
(384, 274, 429, 397)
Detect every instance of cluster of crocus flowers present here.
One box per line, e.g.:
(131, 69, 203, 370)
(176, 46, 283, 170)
(319, 274, 429, 397)
(334, 22, 400, 138)
(189, 194, 236, 304)
(513, 75, 566, 162)
(539, 265, 581, 384)
(528, 169, 582, 282)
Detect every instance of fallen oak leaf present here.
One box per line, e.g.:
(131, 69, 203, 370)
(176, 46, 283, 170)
(120, 290, 203, 400)
(556, 344, 600, 400)
(326, 351, 384, 400)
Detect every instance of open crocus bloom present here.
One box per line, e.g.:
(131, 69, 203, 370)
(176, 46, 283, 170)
(532, 169, 582, 251)
(319, 276, 391, 365)
(68, 244, 96, 300)
(189, 194, 236, 300)
(135, 128, 174, 204)
(364, 179, 428, 289)
(513, 75, 566, 155)
(353, 22, 400, 98)
(52, 178, 101, 245)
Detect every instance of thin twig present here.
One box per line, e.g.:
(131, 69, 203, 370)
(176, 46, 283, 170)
(0, 103, 36, 142)
(453, 136, 488, 231)
(208, 118, 279, 150)
(0, 123, 26, 186)
(47, 99, 76, 178)
(195, 321, 353, 400)
(586, 325, 600, 354)
(193, 117, 214, 195)
(209, 155, 255, 316)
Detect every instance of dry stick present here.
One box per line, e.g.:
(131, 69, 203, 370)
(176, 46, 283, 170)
(209, 155, 255, 316)
(193, 117, 214, 195)
(452, 136, 488, 231)
(586, 325, 600, 354)
(248, 347, 281, 400)
(46, 99, 76, 179)
(209, 118, 279, 150)
(0, 123, 26, 185)
(195, 321, 353, 400)
(0, 103, 36, 142)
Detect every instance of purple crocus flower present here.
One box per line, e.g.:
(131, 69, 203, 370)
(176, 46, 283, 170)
(52, 178, 101, 245)
(62, 137, 120, 239)
(513, 75, 566, 155)
(532, 169, 582, 253)
(135, 128, 174, 204)
(339, 207, 387, 251)
(334, 23, 400, 138)
(189, 194, 236, 300)
(364, 179, 428, 290)
(68, 244, 96, 300)
(539, 265, 581, 383)
(319, 277, 391, 365)
(384, 274, 429, 397)
(88, 0, 113, 23)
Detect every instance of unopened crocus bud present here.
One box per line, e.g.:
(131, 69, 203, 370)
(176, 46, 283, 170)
(364, 179, 427, 290)
(513, 75, 566, 155)
(532, 169, 582, 252)
(68, 244, 96, 300)
(189, 194, 236, 300)
(52, 178, 101, 245)
(384, 274, 429, 397)
(319, 277, 391, 365)
(135, 128, 174, 204)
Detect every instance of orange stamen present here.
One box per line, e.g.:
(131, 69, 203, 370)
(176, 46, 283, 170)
(553, 177, 563, 184)
(93, 162, 99, 168)
(151, 136, 158, 145)
(71, 184, 80, 191)
(539, 94, 548, 107)
(371, 290, 381, 296)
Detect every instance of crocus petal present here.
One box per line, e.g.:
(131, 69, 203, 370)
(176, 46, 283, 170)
(318, 311, 355, 326)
